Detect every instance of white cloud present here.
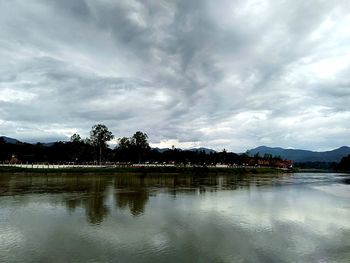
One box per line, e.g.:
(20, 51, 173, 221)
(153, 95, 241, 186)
(1, 0, 350, 151)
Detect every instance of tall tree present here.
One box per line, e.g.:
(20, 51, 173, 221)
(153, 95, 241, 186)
(116, 137, 132, 162)
(69, 133, 83, 163)
(89, 124, 114, 164)
(131, 131, 150, 163)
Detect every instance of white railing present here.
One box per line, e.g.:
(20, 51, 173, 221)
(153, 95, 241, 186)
(0, 163, 268, 169)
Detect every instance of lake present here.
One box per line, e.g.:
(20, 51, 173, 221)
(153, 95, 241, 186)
(0, 172, 349, 262)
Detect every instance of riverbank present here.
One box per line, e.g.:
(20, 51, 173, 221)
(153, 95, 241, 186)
(0, 165, 284, 175)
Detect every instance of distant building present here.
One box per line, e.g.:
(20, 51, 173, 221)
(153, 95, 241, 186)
(248, 157, 293, 168)
(275, 160, 293, 168)
(9, 154, 20, 164)
(258, 159, 270, 166)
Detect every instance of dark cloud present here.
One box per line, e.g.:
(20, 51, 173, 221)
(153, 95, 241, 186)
(0, 0, 350, 151)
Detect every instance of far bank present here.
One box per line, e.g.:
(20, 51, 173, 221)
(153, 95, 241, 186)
(0, 165, 288, 175)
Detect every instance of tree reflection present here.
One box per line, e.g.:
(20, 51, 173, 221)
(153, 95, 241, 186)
(113, 175, 149, 216)
(0, 173, 283, 224)
(66, 199, 79, 212)
(115, 190, 149, 216)
(62, 176, 109, 224)
(83, 177, 108, 224)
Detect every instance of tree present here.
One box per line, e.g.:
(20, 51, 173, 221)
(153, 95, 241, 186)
(118, 137, 131, 150)
(89, 124, 114, 164)
(70, 133, 82, 143)
(338, 155, 350, 171)
(116, 137, 132, 162)
(131, 131, 150, 163)
(69, 133, 84, 163)
(263, 153, 272, 160)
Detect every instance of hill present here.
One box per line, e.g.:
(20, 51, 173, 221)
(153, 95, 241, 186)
(247, 146, 350, 163)
(0, 136, 21, 144)
(153, 147, 216, 154)
(188, 147, 216, 154)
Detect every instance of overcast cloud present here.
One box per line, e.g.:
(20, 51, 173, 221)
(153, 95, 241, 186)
(0, 0, 350, 152)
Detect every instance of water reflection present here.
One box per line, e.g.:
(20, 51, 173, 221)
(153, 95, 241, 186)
(342, 177, 350, 184)
(0, 173, 350, 262)
(0, 173, 277, 223)
(112, 173, 149, 216)
(115, 191, 149, 216)
(84, 178, 108, 224)
(0, 173, 348, 225)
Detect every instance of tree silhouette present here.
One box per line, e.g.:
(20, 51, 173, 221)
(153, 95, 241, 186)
(70, 133, 82, 143)
(89, 124, 114, 164)
(131, 131, 150, 163)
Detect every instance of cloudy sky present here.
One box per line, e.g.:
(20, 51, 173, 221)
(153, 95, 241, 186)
(0, 0, 350, 152)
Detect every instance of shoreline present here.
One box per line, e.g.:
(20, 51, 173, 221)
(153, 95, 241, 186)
(0, 165, 285, 175)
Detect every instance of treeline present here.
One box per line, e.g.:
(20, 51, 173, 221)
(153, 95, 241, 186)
(294, 162, 338, 170)
(0, 124, 285, 166)
(294, 155, 350, 171)
(338, 155, 350, 171)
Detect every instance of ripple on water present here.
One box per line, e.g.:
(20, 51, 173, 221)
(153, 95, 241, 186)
(0, 227, 24, 258)
(0, 173, 350, 262)
(312, 184, 350, 198)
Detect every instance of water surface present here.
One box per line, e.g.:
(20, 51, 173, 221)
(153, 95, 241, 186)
(0, 172, 349, 262)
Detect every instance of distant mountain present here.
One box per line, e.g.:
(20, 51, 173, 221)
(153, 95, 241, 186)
(153, 147, 216, 154)
(247, 146, 350, 163)
(188, 147, 217, 154)
(40, 142, 56, 147)
(0, 136, 21, 144)
(152, 147, 171, 153)
(1, 136, 62, 147)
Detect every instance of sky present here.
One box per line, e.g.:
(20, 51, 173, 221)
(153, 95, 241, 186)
(0, 0, 350, 152)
